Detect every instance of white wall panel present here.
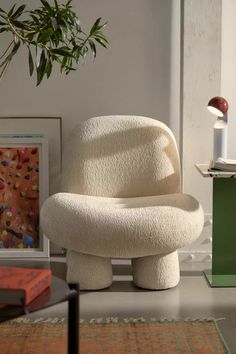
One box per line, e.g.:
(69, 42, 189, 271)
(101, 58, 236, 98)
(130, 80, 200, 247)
(179, 0, 222, 262)
(222, 0, 236, 159)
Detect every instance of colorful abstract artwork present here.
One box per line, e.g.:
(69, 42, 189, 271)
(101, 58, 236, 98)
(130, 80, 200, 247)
(0, 147, 39, 249)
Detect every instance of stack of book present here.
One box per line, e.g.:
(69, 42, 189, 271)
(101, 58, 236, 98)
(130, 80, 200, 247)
(0, 267, 52, 306)
(210, 158, 236, 172)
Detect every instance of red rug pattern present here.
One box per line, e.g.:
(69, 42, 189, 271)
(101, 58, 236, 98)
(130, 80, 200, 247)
(0, 319, 229, 353)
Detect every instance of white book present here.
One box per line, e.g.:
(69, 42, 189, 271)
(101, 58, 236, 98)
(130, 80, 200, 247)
(211, 158, 236, 171)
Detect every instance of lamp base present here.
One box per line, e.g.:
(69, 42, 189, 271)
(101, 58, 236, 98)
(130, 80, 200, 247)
(213, 119, 227, 162)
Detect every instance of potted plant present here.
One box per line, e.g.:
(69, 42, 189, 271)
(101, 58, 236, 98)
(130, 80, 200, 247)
(0, 0, 108, 85)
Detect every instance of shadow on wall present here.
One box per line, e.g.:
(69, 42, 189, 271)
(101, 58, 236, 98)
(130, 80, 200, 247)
(62, 123, 181, 198)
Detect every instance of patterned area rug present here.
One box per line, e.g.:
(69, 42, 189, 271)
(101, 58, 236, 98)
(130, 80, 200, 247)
(0, 318, 229, 354)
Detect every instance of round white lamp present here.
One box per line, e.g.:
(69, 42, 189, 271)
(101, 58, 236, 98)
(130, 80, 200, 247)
(207, 96, 229, 162)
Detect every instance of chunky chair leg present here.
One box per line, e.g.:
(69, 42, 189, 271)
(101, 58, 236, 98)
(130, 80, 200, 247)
(67, 251, 113, 290)
(132, 251, 180, 290)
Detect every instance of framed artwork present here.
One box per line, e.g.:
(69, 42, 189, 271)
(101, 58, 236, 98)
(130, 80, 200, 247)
(0, 117, 63, 255)
(0, 117, 62, 195)
(0, 136, 49, 258)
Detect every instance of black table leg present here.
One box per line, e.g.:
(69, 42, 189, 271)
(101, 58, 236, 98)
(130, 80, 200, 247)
(68, 283, 80, 354)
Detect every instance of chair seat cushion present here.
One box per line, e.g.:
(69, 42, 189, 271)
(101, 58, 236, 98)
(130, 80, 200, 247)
(41, 192, 204, 258)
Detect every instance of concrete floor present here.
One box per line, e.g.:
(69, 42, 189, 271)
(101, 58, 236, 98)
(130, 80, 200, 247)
(1, 258, 236, 353)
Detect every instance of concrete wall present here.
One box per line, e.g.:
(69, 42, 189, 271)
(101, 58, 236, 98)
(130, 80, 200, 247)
(0, 0, 180, 146)
(222, 0, 236, 159)
(180, 0, 236, 263)
(179, 0, 222, 263)
(181, 0, 221, 213)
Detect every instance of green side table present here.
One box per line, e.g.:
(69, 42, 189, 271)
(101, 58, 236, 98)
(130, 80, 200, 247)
(196, 163, 236, 287)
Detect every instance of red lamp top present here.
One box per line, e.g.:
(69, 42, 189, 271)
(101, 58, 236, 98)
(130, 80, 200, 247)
(207, 96, 229, 117)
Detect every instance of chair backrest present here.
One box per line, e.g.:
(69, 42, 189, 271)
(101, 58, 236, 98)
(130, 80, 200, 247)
(61, 116, 181, 197)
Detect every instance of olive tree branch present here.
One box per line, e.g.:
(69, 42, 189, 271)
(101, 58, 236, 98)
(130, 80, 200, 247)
(0, 40, 14, 60)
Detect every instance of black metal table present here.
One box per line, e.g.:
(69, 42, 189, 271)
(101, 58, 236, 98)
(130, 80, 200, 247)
(0, 276, 80, 354)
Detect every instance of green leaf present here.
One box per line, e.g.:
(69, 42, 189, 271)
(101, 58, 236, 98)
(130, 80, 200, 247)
(36, 47, 42, 67)
(0, 40, 20, 69)
(0, 60, 10, 80)
(0, 20, 6, 25)
(8, 4, 16, 17)
(54, 0, 59, 11)
(66, 0, 73, 9)
(30, 14, 39, 24)
(89, 17, 102, 35)
(46, 59, 52, 78)
(0, 14, 7, 21)
(88, 39, 96, 58)
(94, 33, 109, 43)
(61, 55, 68, 68)
(11, 20, 28, 30)
(58, 17, 68, 30)
(12, 40, 21, 54)
(37, 27, 53, 43)
(0, 27, 8, 33)
(51, 48, 73, 57)
(28, 47, 34, 76)
(36, 69, 43, 86)
(40, 0, 52, 13)
(36, 49, 47, 85)
(94, 37, 108, 48)
(12, 5, 26, 19)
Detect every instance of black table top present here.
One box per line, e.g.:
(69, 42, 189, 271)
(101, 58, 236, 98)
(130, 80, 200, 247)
(0, 275, 76, 323)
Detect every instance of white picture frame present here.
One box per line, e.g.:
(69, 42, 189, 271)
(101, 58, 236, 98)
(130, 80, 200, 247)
(0, 117, 63, 255)
(0, 136, 49, 258)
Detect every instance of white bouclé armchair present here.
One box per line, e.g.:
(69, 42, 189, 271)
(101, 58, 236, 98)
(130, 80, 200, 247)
(41, 116, 204, 290)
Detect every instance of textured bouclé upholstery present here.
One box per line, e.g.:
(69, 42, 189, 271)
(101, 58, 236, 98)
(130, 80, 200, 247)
(60, 115, 181, 197)
(41, 116, 204, 290)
